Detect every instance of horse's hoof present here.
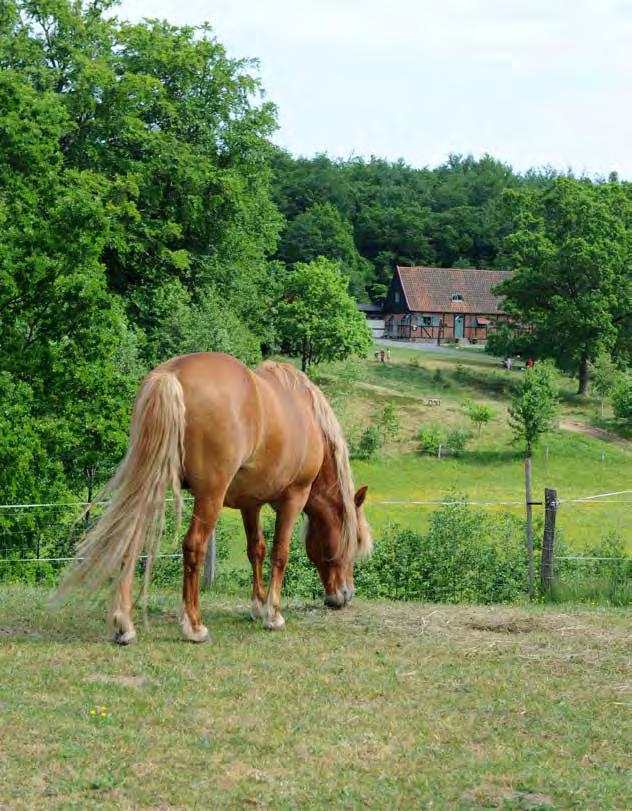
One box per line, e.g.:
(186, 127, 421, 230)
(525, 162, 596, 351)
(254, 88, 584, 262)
(250, 599, 264, 621)
(263, 614, 285, 631)
(112, 629, 137, 646)
(180, 612, 210, 643)
(182, 625, 210, 643)
(324, 592, 345, 610)
(190, 628, 210, 643)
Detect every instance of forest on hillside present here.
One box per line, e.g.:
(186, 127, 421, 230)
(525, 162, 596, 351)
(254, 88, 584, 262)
(1, 1, 630, 551)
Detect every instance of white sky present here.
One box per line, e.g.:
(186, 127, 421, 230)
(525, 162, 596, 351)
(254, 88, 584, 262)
(116, 0, 632, 178)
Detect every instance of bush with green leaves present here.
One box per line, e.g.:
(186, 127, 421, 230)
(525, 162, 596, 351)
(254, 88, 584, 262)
(353, 425, 384, 460)
(446, 427, 471, 456)
(463, 400, 496, 438)
(417, 424, 444, 455)
(591, 353, 619, 416)
(612, 374, 632, 423)
(418, 424, 470, 456)
(378, 402, 400, 441)
(277, 498, 528, 604)
(355, 499, 528, 603)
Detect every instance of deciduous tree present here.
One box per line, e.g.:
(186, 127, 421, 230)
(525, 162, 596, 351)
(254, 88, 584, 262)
(497, 178, 632, 394)
(276, 258, 372, 372)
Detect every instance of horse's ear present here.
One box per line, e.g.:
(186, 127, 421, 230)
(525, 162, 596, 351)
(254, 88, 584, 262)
(354, 485, 368, 507)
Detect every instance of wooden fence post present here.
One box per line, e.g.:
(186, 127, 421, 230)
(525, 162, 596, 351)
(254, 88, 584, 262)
(540, 488, 558, 594)
(525, 455, 534, 599)
(203, 529, 216, 590)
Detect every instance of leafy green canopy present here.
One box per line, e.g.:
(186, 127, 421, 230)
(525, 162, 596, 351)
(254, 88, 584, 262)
(271, 152, 534, 300)
(0, 1, 281, 551)
(508, 364, 558, 455)
(496, 178, 632, 393)
(276, 257, 372, 371)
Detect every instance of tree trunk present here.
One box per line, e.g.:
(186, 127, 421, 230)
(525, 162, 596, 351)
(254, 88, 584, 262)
(578, 352, 589, 395)
(525, 453, 534, 599)
(301, 336, 308, 373)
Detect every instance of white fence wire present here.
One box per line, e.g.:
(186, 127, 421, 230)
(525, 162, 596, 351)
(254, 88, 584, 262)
(0, 489, 629, 564)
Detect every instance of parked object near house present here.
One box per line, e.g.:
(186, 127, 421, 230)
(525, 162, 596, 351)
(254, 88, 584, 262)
(383, 266, 514, 343)
(357, 303, 385, 339)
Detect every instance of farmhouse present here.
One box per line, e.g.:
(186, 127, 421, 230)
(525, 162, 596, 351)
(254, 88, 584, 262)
(383, 265, 514, 343)
(357, 303, 385, 338)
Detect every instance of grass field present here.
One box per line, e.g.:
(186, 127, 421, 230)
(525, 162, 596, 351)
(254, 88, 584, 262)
(1, 586, 630, 809)
(314, 347, 632, 553)
(175, 346, 631, 570)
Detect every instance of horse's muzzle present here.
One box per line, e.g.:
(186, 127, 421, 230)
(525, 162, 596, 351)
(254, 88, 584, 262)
(324, 591, 345, 609)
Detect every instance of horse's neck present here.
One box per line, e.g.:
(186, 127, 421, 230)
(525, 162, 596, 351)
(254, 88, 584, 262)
(305, 444, 342, 519)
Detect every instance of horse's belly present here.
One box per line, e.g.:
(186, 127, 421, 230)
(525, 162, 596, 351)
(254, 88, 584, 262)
(222, 460, 304, 508)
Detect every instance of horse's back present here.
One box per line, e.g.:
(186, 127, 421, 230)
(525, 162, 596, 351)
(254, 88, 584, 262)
(160, 353, 323, 505)
(161, 353, 260, 494)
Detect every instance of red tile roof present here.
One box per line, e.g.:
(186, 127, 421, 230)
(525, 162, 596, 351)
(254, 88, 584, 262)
(395, 266, 513, 314)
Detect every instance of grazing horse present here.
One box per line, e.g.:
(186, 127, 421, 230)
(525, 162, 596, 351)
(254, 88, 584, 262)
(62, 353, 372, 643)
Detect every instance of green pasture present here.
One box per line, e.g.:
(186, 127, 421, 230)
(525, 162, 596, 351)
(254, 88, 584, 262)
(1, 587, 629, 809)
(78, 346, 632, 566)
(317, 347, 632, 553)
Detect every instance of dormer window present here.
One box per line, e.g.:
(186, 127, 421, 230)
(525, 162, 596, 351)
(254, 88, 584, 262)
(451, 293, 464, 302)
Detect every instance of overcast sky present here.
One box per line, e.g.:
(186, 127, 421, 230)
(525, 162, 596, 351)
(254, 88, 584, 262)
(117, 0, 632, 178)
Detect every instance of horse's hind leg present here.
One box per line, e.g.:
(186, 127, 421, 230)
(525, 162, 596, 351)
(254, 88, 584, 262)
(181, 496, 222, 643)
(112, 561, 136, 645)
(242, 506, 266, 620)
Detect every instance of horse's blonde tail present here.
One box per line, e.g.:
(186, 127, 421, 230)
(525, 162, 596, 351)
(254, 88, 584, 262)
(59, 371, 185, 606)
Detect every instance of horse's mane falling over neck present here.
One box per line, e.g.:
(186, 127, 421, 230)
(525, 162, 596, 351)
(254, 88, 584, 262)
(259, 361, 361, 560)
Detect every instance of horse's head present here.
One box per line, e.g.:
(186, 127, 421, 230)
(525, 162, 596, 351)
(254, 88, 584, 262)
(304, 485, 372, 609)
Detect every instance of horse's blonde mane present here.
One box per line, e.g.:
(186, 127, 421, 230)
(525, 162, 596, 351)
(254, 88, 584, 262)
(259, 361, 371, 560)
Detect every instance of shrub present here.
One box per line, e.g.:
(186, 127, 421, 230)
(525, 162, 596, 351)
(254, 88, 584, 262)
(446, 427, 470, 456)
(417, 424, 443, 455)
(353, 425, 384, 460)
(418, 424, 470, 456)
(612, 374, 632, 423)
(353, 499, 528, 603)
(379, 402, 400, 440)
(463, 400, 496, 437)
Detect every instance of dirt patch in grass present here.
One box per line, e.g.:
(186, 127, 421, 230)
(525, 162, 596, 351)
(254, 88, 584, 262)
(559, 419, 630, 447)
(84, 674, 159, 688)
(0, 625, 40, 638)
(462, 782, 555, 809)
(467, 617, 541, 634)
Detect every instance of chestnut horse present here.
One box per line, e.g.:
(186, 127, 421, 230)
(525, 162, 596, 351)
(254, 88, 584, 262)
(62, 352, 372, 643)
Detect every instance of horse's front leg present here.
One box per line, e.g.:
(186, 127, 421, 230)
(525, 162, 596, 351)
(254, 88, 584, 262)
(241, 505, 266, 620)
(262, 490, 309, 630)
(181, 496, 222, 643)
